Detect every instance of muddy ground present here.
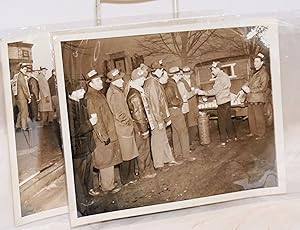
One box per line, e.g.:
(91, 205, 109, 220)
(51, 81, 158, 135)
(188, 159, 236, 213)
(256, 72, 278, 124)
(86, 119, 277, 216)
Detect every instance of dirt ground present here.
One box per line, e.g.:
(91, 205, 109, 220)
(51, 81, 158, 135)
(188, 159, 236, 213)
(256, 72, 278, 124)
(86, 119, 277, 216)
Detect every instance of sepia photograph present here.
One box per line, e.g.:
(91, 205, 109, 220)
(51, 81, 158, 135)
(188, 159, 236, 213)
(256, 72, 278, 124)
(53, 18, 285, 226)
(1, 33, 67, 225)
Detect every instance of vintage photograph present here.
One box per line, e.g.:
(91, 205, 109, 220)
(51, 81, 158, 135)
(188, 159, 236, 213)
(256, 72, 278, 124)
(1, 33, 67, 225)
(53, 19, 285, 226)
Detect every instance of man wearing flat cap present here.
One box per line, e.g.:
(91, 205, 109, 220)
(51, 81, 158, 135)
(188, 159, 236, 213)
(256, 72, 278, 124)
(13, 63, 31, 130)
(198, 61, 237, 146)
(244, 53, 270, 139)
(127, 68, 156, 179)
(164, 66, 195, 162)
(37, 66, 53, 126)
(143, 61, 180, 170)
(106, 68, 139, 186)
(85, 70, 122, 194)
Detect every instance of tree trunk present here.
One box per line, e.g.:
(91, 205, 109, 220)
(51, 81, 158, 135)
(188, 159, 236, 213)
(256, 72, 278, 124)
(179, 32, 189, 66)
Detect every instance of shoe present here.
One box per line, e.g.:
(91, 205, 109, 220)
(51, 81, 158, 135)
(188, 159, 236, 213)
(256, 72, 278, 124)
(255, 136, 264, 140)
(88, 189, 100, 196)
(227, 137, 238, 142)
(110, 186, 121, 194)
(142, 172, 157, 179)
(168, 160, 183, 166)
(218, 142, 226, 147)
(247, 133, 254, 137)
(123, 179, 137, 187)
(184, 157, 196, 162)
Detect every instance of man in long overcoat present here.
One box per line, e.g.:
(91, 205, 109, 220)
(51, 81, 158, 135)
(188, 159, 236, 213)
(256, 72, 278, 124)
(37, 67, 53, 126)
(106, 68, 139, 186)
(85, 70, 122, 193)
(13, 63, 31, 130)
(28, 72, 40, 121)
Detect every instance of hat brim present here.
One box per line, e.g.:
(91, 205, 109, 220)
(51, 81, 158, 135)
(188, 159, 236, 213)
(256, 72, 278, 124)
(106, 72, 125, 83)
(89, 74, 104, 81)
(183, 70, 193, 74)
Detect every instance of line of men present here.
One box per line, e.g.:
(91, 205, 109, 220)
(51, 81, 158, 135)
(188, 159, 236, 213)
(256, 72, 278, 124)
(11, 62, 58, 130)
(68, 61, 201, 215)
(68, 53, 270, 215)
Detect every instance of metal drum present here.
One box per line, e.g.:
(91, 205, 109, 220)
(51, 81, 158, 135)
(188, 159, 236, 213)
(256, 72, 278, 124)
(198, 112, 211, 145)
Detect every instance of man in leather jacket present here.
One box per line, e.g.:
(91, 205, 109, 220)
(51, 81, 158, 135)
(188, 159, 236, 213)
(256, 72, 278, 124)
(245, 53, 270, 139)
(127, 68, 156, 179)
(163, 66, 195, 162)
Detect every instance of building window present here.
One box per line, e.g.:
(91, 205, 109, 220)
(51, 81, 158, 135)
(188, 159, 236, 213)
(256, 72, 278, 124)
(22, 50, 29, 58)
(209, 63, 237, 81)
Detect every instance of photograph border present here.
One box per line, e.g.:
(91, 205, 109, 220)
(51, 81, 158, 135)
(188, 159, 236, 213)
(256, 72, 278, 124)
(52, 17, 286, 227)
(0, 37, 68, 226)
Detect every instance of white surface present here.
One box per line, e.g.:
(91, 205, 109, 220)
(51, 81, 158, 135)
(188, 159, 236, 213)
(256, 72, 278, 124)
(1, 0, 300, 229)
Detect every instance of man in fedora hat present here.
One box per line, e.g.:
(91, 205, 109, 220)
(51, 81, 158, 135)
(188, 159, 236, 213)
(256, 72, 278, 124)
(244, 53, 270, 140)
(37, 66, 53, 126)
(198, 61, 237, 146)
(85, 69, 123, 194)
(127, 68, 156, 179)
(106, 68, 139, 186)
(143, 61, 180, 170)
(177, 66, 200, 145)
(67, 80, 98, 215)
(13, 63, 31, 131)
(27, 70, 40, 122)
(164, 66, 195, 162)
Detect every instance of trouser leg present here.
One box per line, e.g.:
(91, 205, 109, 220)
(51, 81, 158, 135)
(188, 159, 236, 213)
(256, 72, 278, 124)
(217, 103, 227, 142)
(253, 103, 266, 137)
(135, 132, 154, 177)
(170, 108, 190, 159)
(224, 102, 236, 139)
(119, 159, 136, 185)
(99, 166, 115, 191)
(248, 103, 257, 135)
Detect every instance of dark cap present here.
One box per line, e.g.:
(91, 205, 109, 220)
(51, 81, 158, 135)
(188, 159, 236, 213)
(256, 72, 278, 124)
(66, 80, 87, 95)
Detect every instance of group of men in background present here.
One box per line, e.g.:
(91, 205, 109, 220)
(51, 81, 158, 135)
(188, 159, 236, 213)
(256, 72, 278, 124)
(11, 62, 58, 131)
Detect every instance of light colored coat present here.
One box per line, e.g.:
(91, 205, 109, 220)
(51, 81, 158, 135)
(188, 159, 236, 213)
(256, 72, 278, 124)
(37, 73, 53, 112)
(106, 84, 139, 161)
(205, 70, 231, 105)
